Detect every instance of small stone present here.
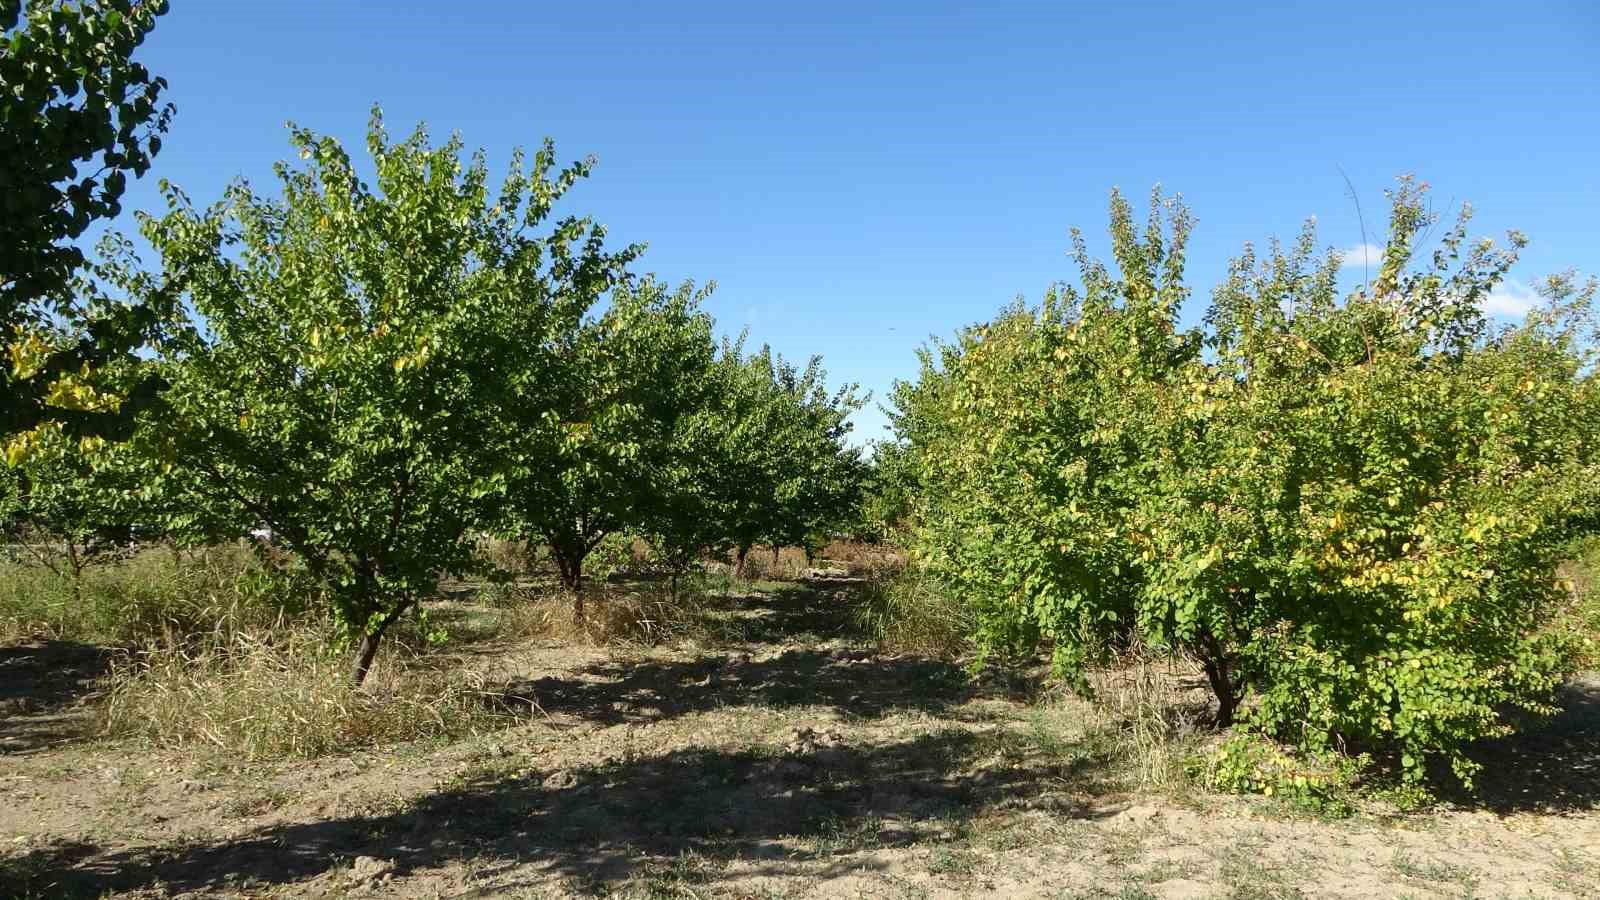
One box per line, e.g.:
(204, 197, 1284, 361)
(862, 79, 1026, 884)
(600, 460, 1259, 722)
(344, 855, 395, 888)
(542, 769, 577, 790)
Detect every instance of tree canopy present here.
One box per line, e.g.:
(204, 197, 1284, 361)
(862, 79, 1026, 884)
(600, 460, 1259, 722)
(2, 0, 174, 443)
(120, 111, 636, 682)
(895, 182, 1600, 781)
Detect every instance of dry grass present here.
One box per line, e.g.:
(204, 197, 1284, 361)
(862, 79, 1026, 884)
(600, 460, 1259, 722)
(818, 538, 907, 577)
(0, 544, 314, 646)
(852, 568, 973, 657)
(484, 582, 718, 648)
(475, 536, 539, 577)
(0, 544, 516, 761)
(716, 544, 812, 580)
(1556, 537, 1600, 669)
(1084, 652, 1210, 789)
(99, 622, 512, 760)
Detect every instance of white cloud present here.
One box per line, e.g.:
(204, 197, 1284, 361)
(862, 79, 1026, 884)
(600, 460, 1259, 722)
(1481, 278, 1541, 318)
(1338, 243, 1382, 269)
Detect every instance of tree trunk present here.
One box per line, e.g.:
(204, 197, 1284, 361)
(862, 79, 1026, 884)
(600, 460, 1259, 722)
(66, 540, 84, 608)
(557, 553, 582, 592)
(551, 539, 588, 619)
(351, 630, 384, 686)
(349, 596, 412, 686)
(734, 543, 752, 580)
(1201, 655, 1240, 727)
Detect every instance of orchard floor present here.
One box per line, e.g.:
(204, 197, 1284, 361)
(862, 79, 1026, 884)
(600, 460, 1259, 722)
(2, 580, 1597, 899)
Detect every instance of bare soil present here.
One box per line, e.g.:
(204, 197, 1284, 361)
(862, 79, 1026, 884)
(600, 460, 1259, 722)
(2, 582, 1596, 899)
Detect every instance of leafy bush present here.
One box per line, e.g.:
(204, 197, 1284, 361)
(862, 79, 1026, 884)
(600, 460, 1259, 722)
(899, 180, 1600, 784)
(1192, 732, 1363, 818)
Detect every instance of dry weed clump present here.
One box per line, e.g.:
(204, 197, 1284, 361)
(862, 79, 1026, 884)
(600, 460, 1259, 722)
(852, 569, 973, 658)
(818, 539, 907, 577)
(475, 536, 540, 577)
(720, 545, 813, 581)
(487, 583, 715, 648)
(1083, 652, 1209, 789)
(1555, 538, 1600, 669)
(99, 623, 510, 760)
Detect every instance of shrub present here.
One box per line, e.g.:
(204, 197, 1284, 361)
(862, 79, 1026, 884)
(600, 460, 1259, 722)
(1192, 732, 1363, 818)
(900, 180, 1600, 784)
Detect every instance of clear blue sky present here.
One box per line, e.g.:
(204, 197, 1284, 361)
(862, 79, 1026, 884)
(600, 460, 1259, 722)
(105, 1, 1599, 443)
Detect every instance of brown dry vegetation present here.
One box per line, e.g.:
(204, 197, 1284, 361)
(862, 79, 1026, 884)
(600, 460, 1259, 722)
(0, 546, 1597, 899)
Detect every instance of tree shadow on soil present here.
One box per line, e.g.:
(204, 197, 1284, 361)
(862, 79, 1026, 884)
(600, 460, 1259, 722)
(487, 578, 1016, 727)
(700, 581, 868, 644)
(1432, 676, 1600, 814)
(5, 728, 1123, 898)
(496, 646, 988, 727)
(0, 640, 111, 754)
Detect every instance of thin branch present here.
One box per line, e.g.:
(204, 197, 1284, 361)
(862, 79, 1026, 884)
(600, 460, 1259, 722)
(1337, 165, 1370, 296)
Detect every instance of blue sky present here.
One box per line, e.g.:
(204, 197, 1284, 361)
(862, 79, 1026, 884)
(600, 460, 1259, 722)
(104, 1, 1599, 443)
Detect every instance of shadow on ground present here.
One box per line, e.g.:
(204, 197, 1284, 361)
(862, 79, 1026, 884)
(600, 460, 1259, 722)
(697, 581, 868, 645)
(489, 578, 1017, 727)
(4, 728, 1121, 898)
(1437, 675, 1600, 814)
(0, 640, 110, 754)
(498, 646, 985, 727)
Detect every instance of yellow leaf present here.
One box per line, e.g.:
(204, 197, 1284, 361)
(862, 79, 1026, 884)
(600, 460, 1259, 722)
(8, 330, 52, 381)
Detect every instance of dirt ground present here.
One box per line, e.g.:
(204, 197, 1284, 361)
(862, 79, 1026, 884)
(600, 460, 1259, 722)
(2, 581, 1597, 899)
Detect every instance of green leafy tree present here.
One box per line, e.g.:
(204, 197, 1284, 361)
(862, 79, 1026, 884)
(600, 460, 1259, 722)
(2, 0, 174, 443)
(122, 110, 633, 684)
(903, 181, 1599, 782)
(669, 342, 864, 577)
(492, 276, 715, 610)
(850, 438, 919, 543)
(1155, 185, 1600, 781)
(1, 425, 148, 604)
(903, 189, 1196, 672)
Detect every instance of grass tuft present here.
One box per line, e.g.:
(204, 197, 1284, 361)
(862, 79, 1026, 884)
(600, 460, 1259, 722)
(851, 568, 973, 657)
